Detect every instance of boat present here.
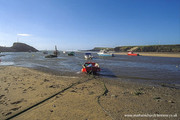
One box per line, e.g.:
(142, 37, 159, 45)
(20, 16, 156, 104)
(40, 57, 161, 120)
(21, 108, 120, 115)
(84, 53, 93, 59)
(53, 46, 60, 55)
(0, 54, 5, 57)
(45, 54, 57, 58)
(45, 46, 59, 58)
(97, 50, 114, 57)
(68, 52, 75, 56)
(127, 51, 139, 56)
(81, 62, 100, 74)
(0, 52, 5, 57)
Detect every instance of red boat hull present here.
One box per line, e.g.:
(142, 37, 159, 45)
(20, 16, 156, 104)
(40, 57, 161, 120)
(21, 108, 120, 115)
(81, 62, 100, 74)
(128, 53, 139, 56)
(127, 51, 139, 56)
(81, 67, 100, 73)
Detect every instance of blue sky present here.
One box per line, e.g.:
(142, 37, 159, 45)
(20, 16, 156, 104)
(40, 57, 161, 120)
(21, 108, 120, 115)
(0, 0, 179, 50)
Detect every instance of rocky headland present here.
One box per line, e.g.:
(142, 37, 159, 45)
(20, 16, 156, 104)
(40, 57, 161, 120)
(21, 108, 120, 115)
(0, 42, 38, 52)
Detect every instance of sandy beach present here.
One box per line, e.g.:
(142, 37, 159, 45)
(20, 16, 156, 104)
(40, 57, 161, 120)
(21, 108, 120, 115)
(114, 52, 180, 58)
(0, 66, 179, 120)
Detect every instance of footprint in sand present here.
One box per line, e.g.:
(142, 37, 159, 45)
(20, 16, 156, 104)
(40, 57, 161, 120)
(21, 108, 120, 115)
(4, 88, 8, 91)
(2, 112, 12, 116)
(71, 90, 77, 93)
(0, 95, 5, 99)
(23, 89, 27, 93)
(0, 100, 5, 104)
(49, 85, 60, 88)
(11, 99, 24, 105)
(27, 86, 33, 89)
(10, 106, 21, 111)
(7, 83, 11, 87)
(4, 88, 9, 93)
(44, 79, 50, 82)
(27, 86, 36, 91)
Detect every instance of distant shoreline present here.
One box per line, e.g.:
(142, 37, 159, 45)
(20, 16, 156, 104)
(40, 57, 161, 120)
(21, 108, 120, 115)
(0, 42, 38, 52)
(90, 44, 180, 53)
(114, 52, 180, 58)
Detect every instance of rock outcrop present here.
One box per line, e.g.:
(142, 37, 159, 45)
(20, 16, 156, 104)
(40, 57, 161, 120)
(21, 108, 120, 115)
(0, 42, 38, 52)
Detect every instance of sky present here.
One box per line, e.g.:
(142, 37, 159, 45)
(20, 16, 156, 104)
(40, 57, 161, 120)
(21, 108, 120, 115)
(0, 0, 179, 50)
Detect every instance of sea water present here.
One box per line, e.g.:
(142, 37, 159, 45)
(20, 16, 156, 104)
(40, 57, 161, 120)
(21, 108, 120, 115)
(0, 51, 180, 87)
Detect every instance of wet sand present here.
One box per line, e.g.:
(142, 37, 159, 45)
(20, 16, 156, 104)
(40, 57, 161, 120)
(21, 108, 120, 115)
(0, 66, 179, 120)
(114, 52, 180, 58)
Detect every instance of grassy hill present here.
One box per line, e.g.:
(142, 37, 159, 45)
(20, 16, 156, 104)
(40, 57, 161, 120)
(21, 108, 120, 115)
(90, 45, 180, 52)
(90, 47, 114, 51)
(114, 45, 180, 52)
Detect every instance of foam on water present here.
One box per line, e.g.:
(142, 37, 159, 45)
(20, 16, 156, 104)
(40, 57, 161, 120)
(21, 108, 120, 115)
(0, 61, 14, 66)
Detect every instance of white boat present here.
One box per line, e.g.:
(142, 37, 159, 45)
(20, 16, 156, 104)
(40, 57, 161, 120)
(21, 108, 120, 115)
(97, 50, 114, 57)
(43, 51, 48, 54)
(84, 53, 93, 59)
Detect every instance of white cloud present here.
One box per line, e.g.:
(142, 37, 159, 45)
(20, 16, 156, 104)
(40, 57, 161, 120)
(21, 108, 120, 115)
(17, 34, 31, 36)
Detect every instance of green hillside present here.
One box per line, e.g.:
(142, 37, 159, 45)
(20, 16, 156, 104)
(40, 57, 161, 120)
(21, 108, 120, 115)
(114, 45, 180, 52)
(90, 45, 180, 52)
(90, 47, 114, 51)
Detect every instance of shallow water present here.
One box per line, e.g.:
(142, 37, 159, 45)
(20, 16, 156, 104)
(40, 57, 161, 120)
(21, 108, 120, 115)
(0, 51, 180, 87)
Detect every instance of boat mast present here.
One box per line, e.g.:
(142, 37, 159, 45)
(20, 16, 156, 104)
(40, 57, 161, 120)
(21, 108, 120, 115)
(54, 45, 58, 56)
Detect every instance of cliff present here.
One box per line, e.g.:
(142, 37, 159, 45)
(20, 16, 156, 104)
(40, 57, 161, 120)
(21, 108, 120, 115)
(0, 42, 38, 52)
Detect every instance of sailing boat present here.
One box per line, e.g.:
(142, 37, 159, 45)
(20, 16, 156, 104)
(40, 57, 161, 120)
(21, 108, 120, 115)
(45, 45, 59, 58)
(97, 49, 114, 57)
(53, 45, 60, 56)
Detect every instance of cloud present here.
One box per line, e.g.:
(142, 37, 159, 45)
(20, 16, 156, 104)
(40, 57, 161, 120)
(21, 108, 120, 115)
(17, 34, 31, 36)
